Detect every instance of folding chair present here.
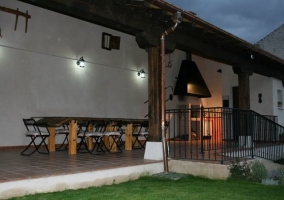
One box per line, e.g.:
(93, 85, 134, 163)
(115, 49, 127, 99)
(112, 121, 125, 148)
(104, 122, 123, 153)
(132, 121, 148, 149)
(77, 121, 108, 154)
(55, 124, 69, 151)
(77, 121, 94, 154)
(21, 118, 50, 156)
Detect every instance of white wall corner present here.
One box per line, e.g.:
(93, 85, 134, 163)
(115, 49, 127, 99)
(144, 142, 163, 160)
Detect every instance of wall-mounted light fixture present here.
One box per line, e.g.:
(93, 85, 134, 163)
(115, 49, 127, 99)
(137, 69, 145, 78)
(76, 56, 85, 67)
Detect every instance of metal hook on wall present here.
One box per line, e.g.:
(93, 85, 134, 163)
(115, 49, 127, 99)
(165, 54, 173, 68)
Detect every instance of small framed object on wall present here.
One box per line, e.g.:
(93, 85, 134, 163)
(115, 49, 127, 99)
(102, 32, 120, 50)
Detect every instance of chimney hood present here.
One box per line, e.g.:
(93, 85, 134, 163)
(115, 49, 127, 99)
(174, 60, 211, 98)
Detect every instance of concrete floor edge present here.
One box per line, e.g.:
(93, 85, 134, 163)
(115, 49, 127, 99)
(0, 162, 164, 200)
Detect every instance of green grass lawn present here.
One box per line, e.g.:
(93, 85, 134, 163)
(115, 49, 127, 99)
(10, 175, 284, 200)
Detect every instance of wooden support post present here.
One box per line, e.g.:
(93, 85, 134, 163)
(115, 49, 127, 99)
(104, 123, 112, 150)
(87, 124, 93, 150)
(125, 123, 133, 150)
(147, 46, 162, 141)
(238, 72, 250, 110)
(68, 120, 77, 155)
(47, 127, 56, 152)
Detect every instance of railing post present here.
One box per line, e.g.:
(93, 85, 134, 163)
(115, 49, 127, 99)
(201, 106, 204, 154)
(249, 111, 254, 158)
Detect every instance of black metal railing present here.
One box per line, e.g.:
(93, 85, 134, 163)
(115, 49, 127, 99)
(166, 107, 284, 164)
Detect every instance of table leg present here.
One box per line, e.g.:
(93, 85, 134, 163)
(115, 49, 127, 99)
(48, 127, 55, 152)
(87, 124, 93, 150)
(125, 123, 133, 150)
(103, 123, 112, 150)
(68, 120, 77, 155)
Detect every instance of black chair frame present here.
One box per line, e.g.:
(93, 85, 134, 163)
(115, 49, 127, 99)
(21, 118, 50, 156)
(55, 124, 69, 151)
(77, 121, 108, 154)
(132, 121, 148, 149)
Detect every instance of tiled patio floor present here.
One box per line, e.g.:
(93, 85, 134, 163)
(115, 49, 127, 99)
(0, 148, 159, 183)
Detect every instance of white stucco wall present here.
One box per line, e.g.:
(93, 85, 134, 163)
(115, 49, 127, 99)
(193, 55, 222, 107)
(250, 74, 274, 116)
(0, 0, 238, 147)
(0, 0, 150, 146)
(255, 24, 284, 125)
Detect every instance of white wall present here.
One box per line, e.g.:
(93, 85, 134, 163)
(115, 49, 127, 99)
(272, 78, 284, 125)
(250, 74, 274, 115)
(0, 0, 149, 146)
(193, 55, 222, 107)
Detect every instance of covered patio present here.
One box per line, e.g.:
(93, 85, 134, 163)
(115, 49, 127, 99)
(1, 0, 284, 198)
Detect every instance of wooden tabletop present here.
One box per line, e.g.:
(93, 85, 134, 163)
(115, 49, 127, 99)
(33, 117, 147, 127)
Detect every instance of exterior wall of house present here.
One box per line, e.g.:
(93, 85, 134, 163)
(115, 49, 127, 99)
(0, 0, 224, 147)
(255, 24, 284, 125)
(2, 1, 282, 147)
(0, 0, 150, 146)
(193, 56, 222, 108)
(250, 74, 274, 116)
(272, 78, 284, 124)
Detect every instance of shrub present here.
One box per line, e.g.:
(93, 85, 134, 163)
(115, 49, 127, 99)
(229, 158, 269, 183)
(228, 158, 252, 181)
(251, 160, 267, 182)
(279, 168, 284, 186)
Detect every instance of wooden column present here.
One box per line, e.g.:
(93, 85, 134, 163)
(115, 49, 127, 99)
(238, 72, 250, 110)
(147, 46, 162, 141)
(87, 124, 93, 150)
(125, 123, 133, 150)
(68, 120, 77, 155)
(47, 127, 56, 152)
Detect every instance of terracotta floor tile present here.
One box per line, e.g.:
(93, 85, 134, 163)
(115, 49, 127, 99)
(0, 148, 160, 183)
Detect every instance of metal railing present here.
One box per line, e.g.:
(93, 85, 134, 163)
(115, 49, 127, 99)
(166, 107, 284, 164)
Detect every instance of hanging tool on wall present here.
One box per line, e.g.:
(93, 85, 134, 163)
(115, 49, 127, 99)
(0, 6, 31, 33)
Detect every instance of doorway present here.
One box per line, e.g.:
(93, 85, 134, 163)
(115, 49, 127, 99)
(232, 86, 239, 108)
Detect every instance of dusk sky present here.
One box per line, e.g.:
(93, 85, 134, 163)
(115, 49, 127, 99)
(166, 0, 284, 44)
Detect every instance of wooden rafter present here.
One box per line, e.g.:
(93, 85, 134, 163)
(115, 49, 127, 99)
(0, 6, 31, 33)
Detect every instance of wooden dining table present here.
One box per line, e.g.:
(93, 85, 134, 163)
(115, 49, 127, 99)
(34, 117, 147, 155)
